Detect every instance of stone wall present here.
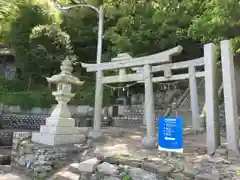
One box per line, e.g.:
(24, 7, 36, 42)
(1, 114, 95, 130)
(11, 132, 84, 178)
(11, 132, 32, 164)
(2, 105, 93, 115)
(2, 114, 47, 129)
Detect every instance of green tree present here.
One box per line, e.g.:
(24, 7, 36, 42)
(103, 0, 240, 57)
(188, 0, 240, 52)
(0, 0, 72, 82)
(104, 0, 206, 56)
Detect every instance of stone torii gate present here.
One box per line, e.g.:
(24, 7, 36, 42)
(81, 43, 224, 153)
(81, 46, 183, 147)
(131, 43, 221, 152)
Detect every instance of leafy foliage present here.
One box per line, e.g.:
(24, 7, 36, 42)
(30, 24, 73, 76)
(104, 0, 240, 57)
(188, 0, 240, 52)
(0, 0, 239, 108)
(0, 0, 70, 81)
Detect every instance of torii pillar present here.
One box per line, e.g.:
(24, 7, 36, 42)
(141, 64, 156, 147)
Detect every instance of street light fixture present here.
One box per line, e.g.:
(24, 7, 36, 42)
(55, 2, 104, 138)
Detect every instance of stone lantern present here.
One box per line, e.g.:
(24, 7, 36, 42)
(31, 56, 85, 146)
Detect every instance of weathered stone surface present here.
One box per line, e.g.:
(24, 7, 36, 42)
(68, 163, 83, 174)
(97, 162, 119, 175)
(183, 167, 198, 178)
(216, 148, 227, 156)
(195, 173, 220, 180)
(18, 157, 25, 166)
(0, 165, 12, 173)
(118, 158, 143, 168)
(207, 157, 224, 164)
(77, 158, 100, 172)
(73, 144, 89, 152)
(102, 176, 121, 180)
(142, 161, 174, 175)
(37, 172, 48, 178)
(128, 167, 160, 180)
(79, 171, 92, 180)
(96, 153, 117, 164)
(211, 168, 221, 179)
(195, 147, 207, 154)
(54, 171, 80, 180)
(18, 154, 36, 167)
(170, 172, 190, 180)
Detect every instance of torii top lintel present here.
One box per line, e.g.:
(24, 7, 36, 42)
(81, 45, 183, 72)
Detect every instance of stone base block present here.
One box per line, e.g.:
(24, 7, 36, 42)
(40, 125, 79, 135)
(31, 133, 85, 146)
(45, 117, 75, 127)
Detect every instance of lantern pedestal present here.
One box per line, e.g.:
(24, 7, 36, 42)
(31, 57, 85, 146)
(32, 97, 86, 145)
(31, 132, 85, 146)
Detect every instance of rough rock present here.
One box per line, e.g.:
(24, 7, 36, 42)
(142, 161, 174, 176)
(96, 152, 117, 164)
(77, 158, 100, 172)
(207, 157, 224, 164)
(102, 176, 121, 180)
(195, 173, 220, 180)
(170, 172, 190, 180)
(79, 171, 92, 180)
(118, 158, 143, 168)
(211, 168, 221, 179)
(54, 171, 80, 180)
(183, 167, 198, 178)
(128, 167, 160, 180)
(0, 165, 12, 173)
(97, 162, 119, 175)
(18, 154, 36, 167)
(216, 148, 227, 156)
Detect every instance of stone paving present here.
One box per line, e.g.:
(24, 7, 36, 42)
(0, 127, 240, 179)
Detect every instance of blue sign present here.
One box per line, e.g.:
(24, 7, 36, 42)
(158, 116, 183, 153)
